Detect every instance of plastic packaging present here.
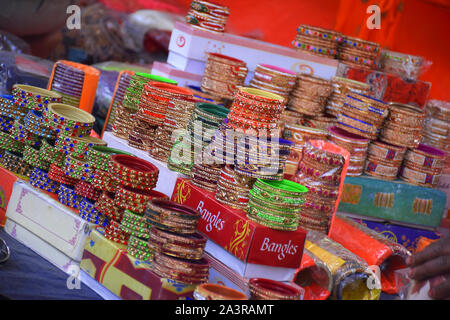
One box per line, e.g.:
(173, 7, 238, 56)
(305, 231, 381, 300)
(380, 49, 432, 81)
(329, 215, 411, 294)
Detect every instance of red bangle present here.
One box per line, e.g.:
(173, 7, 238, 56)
(249, 278, 301, 300)
(110, 154, 159, 190)
(74, 180, 102, 201)
(48, 164, 79, 186)
(114, 184, 168, 213)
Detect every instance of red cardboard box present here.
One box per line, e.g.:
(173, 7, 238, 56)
(171, 178, 307, 270)
(337, 63, 431, 108)
(0, 165, 19, 227)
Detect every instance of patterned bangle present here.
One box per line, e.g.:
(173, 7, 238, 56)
(74, 180, 102, 201)
(91, 169, 118, 193)
(336, 113, 379, 139)
(364, 157, 400, 180)
(387, 103, 426, 128)
(380, 124, 422, 149)
(12, 84, 62, 112)
(46, 103, 95, 138)
(0, 130, 25, 154)
(9, 120, 41, 149)
(367, 140, 406, 162)
(114, 185, 168, 213)
(249, 278, 301, 300)
(56, 135, 107, 160)
(23, 145, 50, 171)
(63, 155, 94, 182)
(23, 110, 56, 139)
(57, 184, 80, 209)
(400, 166, 441, 187)
(48, 164, 78, 186)
(29, 167, 60, 193)
(109, 154, 159, 190)
(404, 144, 445, 171)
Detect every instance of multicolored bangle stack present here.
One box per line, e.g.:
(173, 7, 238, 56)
(45, 103, 95, 138)
(114, 184, 168, 214)
(95, 192, 124, 223)
(295, 141, 345, 233)
(0, 150, 32, 178)
(40, 139, 65, 167)
(380, 50, 425, 81)
(292, 25, 342, 58)
(400, 144, 445, 188)
(152, 252, 209, 284)
(0, 130, 25, 154)
(201, 53, 248, 101)
(10, 120, 41, 149)
(380, 103, 426, 149)
(23, 145, 50, 171)
(168, 103, 229, 175)
(336, 93, 388, 140)
(122, 209, 153, 260)
(148, 86, 195, 162)
(214, 165, 255, 210)
(48, 163, 79, 186)
(247, 179, 307, 231)
(338, 36, 381, 70)
(57, 184, 81, 209)
(79, 197, 109, 226)
(300, 114, 337, 132)
(0, 115, 13, 133)
(187, 0, 229, 33)
(422, 100, 450, 171)
(56, 135, 107, 160)
(288, 74, 333, 117)
(29, 167, 60, 193)
(328, 126, 370, 176)
(0, 95, 28, 122)
(190, 164, 223, 192)
(12, 84, 62, 112)
(23, 110, 56, 140)
(63, 155, 94, 182)
(74, 180, 102, 201)
(325, 77, 370, 117)
(127, 235, 154, 260)
(194, 283, 248, 300)
(87, 146, 132, 172)
(364, 140, 406, 180)
(104, 220, 129, 245)
(112, 104, 136, 139)
(186, 85, 224, 105)
(249, 278, 302, 300)
(249, 64, 297, 102)
(91, 169, 118, 193)
(109, 155, 159, 191)
(127, 119, 157, 151)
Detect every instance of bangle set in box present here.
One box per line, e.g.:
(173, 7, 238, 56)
(187, 0, 229, 33)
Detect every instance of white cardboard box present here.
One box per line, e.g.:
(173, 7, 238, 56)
(152, 61, 203, 87)
(205, 239, 297, 282)
(5, 181, 93, 262)
(102, 131, 183, 197)
(168, 22, 338, 81)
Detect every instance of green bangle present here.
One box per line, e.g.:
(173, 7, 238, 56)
(251, 185, 306, 205)
(247, 197, 301, 216)
(254, 179, 309, 197)
(135, 72, 177, 85)
(195, 102, 230, 120)
(247, 211, 299, 231)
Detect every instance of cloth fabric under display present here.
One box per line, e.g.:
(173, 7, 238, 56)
(329, 215, 411, 294)
(303, 230, 381, 300)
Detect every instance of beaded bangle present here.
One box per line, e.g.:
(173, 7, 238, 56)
(56, 135, 107, 160)
(91, 169, 117, 193)
(109, 155, 159, 191)
(0, 150, 32, 178)
(87, 146, 132, 172)
(74, 180, 102, 201)
(40, 139, 65, 167)
(48, 164, 79, 186)
(46, 103, 95, 138)
(115, 185, 168, 213)
(23, 110, 56, 139)
(0, 130, 25, 153)
(23, 145, 50, 171)
(57, 184, 80, 209)
(29, 167, 60, 193)
(12, 84, 62, 112)
(64, 154, 94, 182)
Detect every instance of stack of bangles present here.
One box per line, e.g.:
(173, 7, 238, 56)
(95, 192, 124, 223)
(400, 144, 445, 188)
(109, 155, 159, 191)
(214, 165, 255, 210)
(145, 199, 201, 235)
(55, 134, 107, 160)
(246, 179, 308, 231)
(78, 198, 109, 226)
(127, 235, 153, 261)
(380, 103, 426, 149)
(186, 0, 229, 33)
(292, 25, 342, 59)
(190, 164, 223, 192)
(12, 84, 62, 112)
(338, 36, 381, 70)
(201, 53, 248, 101)
(57, 184, 80, 209)
(152, 252, 209, 284)
(48, 164, 79, 186)
(249, 278, 302, 300)
(336, 93, 388, 140)
(0, 115, 13, 133)
(91, 169, 118, 193)
(23, 109, 56, 140)
(23, 145, 50, 171)
(29, 167, 60, 193)
(40, 139, 65, 167)
(114, 184, 168, 214)
(325, 77, 370, 117)
(364, 140, 406, 180)
(150, 96, 197, 162)
(112, 104, 136, 139)
(74, 180, 102, 201)
(288, 74, 333, 117)
(87, 146, 132, 172)
(64, 155, 94, 182)
(194, 283, 248, 300)
(249, 64, 296, 102)
(10, 120, 41, 149)
(226, 87, 284, 137)
(0, 150, 32, 178)
(45, 103, 95, 138)
(120, 209, 151, 241)
(0, 130, 25, 154)
(127, 119, 156, 151)
(148, 227, 207, 261)
(0, 95, 28, 122)
(328, 126, 370, 176)
(105, 220, 129, 245)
